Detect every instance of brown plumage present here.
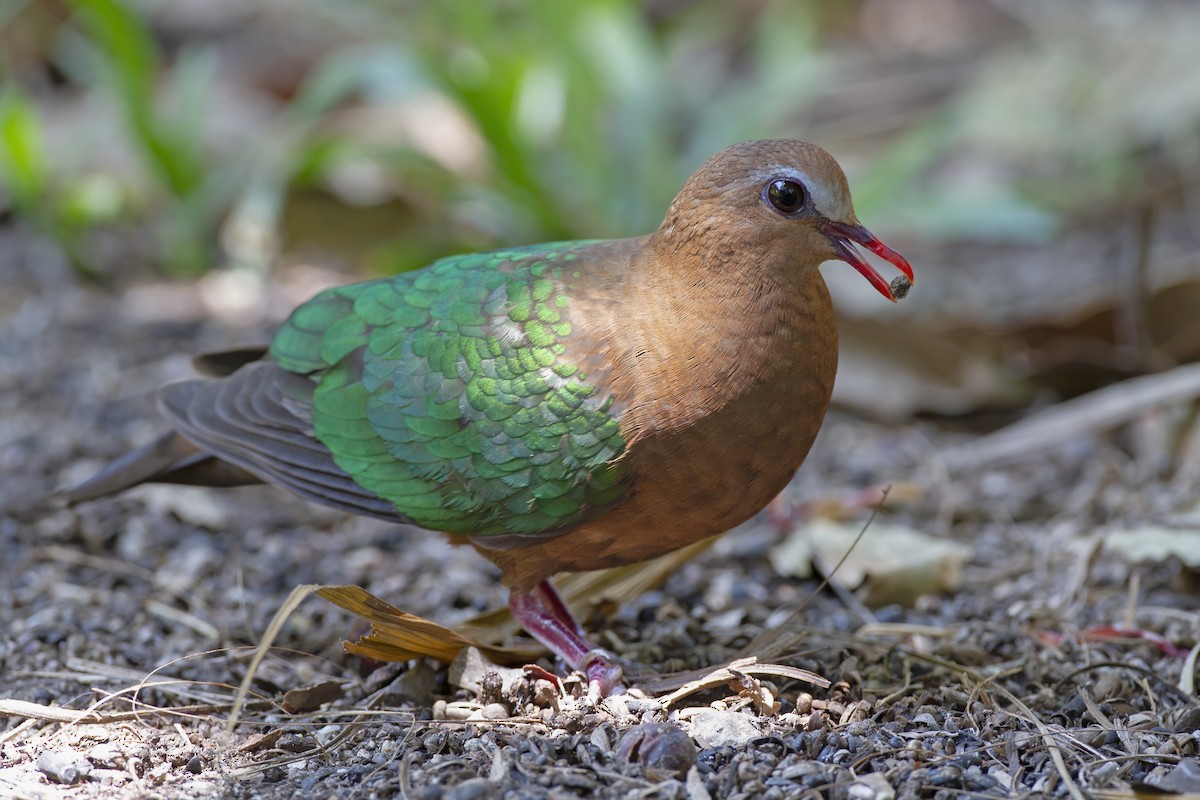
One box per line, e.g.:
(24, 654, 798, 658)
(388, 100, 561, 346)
(65, 139, 913, 695)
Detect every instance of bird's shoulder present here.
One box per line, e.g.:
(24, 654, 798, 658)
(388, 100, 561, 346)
(268, 240, 632, 374)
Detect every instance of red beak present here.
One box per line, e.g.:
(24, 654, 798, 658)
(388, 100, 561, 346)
(820, 220, 915, 303)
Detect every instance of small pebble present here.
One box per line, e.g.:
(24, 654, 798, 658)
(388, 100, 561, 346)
(277, 734, 312, 754)
(688, 710, 761, 749)
(480, 702, 509, 720)
(448, 776, 490, 800)
(847, 772, 896, 800)
(616, 722, 697, 781)
(445, 703, 477, 721)
(625, 697, 664, 716)
(87, 742, 125, 768)
(179, 780, 219, 795)
(36, 749, 92, 785)
(89, 768, 130, 786)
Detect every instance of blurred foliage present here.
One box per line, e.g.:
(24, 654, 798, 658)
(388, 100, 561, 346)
(0, 0, 838, 277)
(0, 0, 1198, 279)
(267, 0, 835, 273)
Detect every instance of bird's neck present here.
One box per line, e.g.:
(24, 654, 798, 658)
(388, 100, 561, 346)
(613, 244, 838, 434)
(637, 230, 836, 343)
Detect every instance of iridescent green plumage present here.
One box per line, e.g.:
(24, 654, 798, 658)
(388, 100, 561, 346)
(269, 242, 628, 536)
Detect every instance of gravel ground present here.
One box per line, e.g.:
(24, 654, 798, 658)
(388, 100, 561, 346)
(3, 232, 1200, 799)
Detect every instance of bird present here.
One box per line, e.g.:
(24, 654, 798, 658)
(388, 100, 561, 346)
(64, 139, 913, 696)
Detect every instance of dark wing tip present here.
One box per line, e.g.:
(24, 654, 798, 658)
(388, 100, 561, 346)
(192, 346, 270, 377)
(58, 431, 203, 505)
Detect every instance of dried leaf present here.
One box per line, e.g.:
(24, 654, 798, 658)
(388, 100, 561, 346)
(281, 680, 344, 714)
(314, 585, 540, 665)
(237, 730, 284, 753)
(770, 518, 970, 606)
(1101, 527, 1200, 568)
(448, 646, 527, 695)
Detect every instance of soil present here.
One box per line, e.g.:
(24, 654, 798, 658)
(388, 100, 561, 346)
(2, 228, 1199, 799)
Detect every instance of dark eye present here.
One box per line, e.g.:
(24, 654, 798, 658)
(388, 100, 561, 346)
(767, 179, 806, 214)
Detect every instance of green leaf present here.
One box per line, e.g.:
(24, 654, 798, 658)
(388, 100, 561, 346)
(68, 0, 202, 197)
(0, 90, 47, 209)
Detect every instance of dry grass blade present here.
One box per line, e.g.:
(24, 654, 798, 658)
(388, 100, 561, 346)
(36, 544, 156, 583)
(144, 598, 220, 640)
(0, 699, 120, 725)
(4, 648, 288, 739)
(1090, 792, 1200, 800)
(227, 583, 318, 734)
(1078, 688, 1116, 731)
(0, 696, 271, 728)
(65, 655, 235, 706)
(657, 657, 829, 709)
(1181, 642, 1200, 697)
(855, 622, 955, 638)
(991, 685, 1089, 800)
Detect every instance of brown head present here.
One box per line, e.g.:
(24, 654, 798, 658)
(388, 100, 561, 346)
(651, 139, 913, 301)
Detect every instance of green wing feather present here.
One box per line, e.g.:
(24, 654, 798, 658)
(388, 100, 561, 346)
(270, 242, 629, 537)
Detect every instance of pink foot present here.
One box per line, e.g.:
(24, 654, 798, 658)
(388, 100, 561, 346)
(579, 649, 624, 698)
(509, 579, 625, 697)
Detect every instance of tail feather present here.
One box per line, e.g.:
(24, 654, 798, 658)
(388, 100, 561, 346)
(60, 431, 260, 505)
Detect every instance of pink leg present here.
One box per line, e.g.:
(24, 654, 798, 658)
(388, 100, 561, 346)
(508, 579, 624, 697)
(534, 579, 586, 636)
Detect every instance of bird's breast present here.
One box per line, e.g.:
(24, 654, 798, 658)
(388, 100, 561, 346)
(485, 274, 839, 590)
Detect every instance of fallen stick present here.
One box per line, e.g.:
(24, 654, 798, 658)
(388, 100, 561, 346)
(941, 361, 1200, 471)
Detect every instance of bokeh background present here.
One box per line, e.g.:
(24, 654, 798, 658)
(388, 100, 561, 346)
(5, 0, 1200, 422)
